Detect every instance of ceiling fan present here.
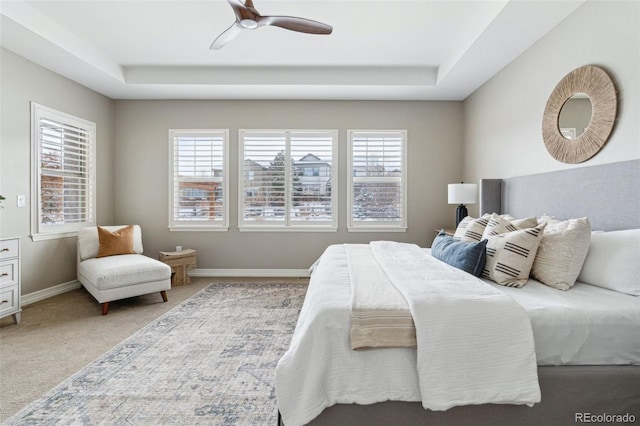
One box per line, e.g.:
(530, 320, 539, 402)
(210, 0, 333, 50)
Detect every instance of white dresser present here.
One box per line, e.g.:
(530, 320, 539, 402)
(0, 237, 21, 324)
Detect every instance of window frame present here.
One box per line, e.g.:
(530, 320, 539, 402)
(347, 129, 408, 232)
(30, 103, 97, 241)
(238, 129, 338, 232)
(168, 129, 230, 231)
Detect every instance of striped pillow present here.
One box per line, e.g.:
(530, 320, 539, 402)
(482, 213, 519, 239)
(482, 223, 547, 288)
(453, 215, 490, 242)
(482, 213, 539, 239)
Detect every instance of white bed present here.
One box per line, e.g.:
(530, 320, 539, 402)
(276, 160, 640, 426)
(487, 273, 640, 366)
(276, 244, 640, 426)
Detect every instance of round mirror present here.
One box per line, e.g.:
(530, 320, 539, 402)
(542, 65, 617, 163)
(558, 93, 592, 139)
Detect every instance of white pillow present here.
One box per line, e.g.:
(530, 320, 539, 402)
(453, 215, 489, 242)
(482, 223, 547, 288)
(577, 229, 640, 296)
(510, 216, 539, 229)
(530, 217, 591, 290)
(482, 213, 519, 239)
(482, 213, 538, 239)
(538, 214, 560, 224)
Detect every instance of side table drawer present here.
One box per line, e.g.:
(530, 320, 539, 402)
(0, 259, 18, 286)
(0, 239, 19, 261)
(0, 285, 19, 317)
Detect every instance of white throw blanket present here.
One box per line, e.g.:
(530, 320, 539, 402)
(346, 244, 416, 349)
(370, 241, 541, 410)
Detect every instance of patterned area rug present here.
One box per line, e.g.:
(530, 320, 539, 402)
(6, 282, 307, 425)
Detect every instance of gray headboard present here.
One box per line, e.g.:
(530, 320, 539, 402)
(479, 159, 640, 232)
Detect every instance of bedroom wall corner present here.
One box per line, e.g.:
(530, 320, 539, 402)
(462, 0, 640, 215)
(0, 47, 116, 296)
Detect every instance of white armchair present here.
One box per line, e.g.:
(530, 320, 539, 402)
(77, 225, 171, 315)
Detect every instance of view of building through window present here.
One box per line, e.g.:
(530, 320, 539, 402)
(170, 130, 228, 229)
(240, 131, 336, 227)
(31, 103, 96, 240)
(349, 130, 407, 230)
(170, 129, 405, 231)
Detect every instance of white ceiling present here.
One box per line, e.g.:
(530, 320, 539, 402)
(0, 0, 585, 100)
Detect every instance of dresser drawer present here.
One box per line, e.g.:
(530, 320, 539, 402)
(0, 285, 19, 317)
(0, 259, 18, 286)
(0, 239, 19, 261)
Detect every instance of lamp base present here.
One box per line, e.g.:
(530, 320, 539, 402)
(455, 204, 468, 227)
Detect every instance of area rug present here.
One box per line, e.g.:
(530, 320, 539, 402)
(6, 282, 308, 425)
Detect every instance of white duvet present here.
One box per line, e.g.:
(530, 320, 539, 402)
(369, 241, 540, 410)
(277, 244, 539, 425)
(275, 244, 640, 426)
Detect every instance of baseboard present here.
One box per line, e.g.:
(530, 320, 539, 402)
(21, 270, 308, 305)
(22, 280, 82, 306)
(189, 268, 310, 278)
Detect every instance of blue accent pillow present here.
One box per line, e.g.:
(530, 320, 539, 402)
(431, 230, 487, 277)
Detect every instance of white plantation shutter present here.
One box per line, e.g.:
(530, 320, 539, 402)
(31, 103, 96, 240)
(290, 132, 335, 224)
(169, 130, 229, 230)
(240, 132, 287, 224)
(239, 130, 337, 231)
(348, 130, 407, 231)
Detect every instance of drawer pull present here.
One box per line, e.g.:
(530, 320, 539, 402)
(0, 273, 7, 277)
(0, 300, 8, 304)
(0, 248, 9, 252)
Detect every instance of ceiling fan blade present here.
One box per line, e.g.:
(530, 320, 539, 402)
(210, 22, 243, 50)
(258, 15, 333, 35)
(227, 0, 258, 21)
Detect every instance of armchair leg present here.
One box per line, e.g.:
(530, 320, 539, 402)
(160, 291, 168, 303)
(102, 302, 110, 315)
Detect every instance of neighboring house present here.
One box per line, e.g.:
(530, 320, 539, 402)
(177, 169, 223, 219)
(243, 159, 268, 215)
(294, 153, 332, 199)
(243, 154, 333, 218)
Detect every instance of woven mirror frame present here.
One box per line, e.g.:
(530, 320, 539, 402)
(542, 65, 617, 164)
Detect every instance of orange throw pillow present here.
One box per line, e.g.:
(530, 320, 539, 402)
(97, 225, 136, 258)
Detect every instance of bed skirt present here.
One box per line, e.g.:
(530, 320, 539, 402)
(282, 365, 640, 426)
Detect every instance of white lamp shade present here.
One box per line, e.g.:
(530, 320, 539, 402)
(448, 183, 477, 204)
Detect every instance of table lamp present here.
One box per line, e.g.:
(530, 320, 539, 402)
(448, 183, 477, 226)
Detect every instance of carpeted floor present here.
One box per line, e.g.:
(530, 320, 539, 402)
(1, 278, 308, 425)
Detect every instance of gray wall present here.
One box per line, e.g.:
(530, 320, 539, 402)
(113, 100, 463, 270)
(4, 0, 638, 296)
(0, 48, 115, 295)
(463, 0, 640, 215)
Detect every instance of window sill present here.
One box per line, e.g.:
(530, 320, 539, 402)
(169, 225, 229, 232)
(238, 225, 338, 233)
(347, 226, 407, 233)
(31, 231, 79, 241)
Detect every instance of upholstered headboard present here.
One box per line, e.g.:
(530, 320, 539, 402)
(479, 159, 640, 232)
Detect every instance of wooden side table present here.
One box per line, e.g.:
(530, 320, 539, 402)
(159, 249, 196, 286)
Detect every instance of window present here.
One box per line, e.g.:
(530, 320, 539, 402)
(239, 130, 338, 231)
(348, 130, 407, 232)
(169, 130, 229, 231)
(31, 103, 96, 241)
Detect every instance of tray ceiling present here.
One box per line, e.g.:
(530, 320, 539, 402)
(0, 0, 585, 100)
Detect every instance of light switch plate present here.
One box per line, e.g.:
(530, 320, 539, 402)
(17, 195, 26, 207)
